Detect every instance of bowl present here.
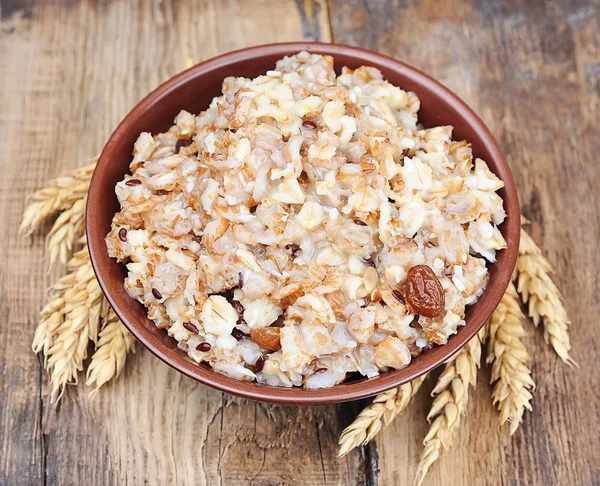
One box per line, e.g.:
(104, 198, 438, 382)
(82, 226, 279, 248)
(87, 42, 520, 404)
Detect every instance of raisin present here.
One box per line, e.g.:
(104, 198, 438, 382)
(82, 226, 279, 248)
(250, 327, 281, 351)
(404, 265, 445, 318)
(175, 137, 193, 152)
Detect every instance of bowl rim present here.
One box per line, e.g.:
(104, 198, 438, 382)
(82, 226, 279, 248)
(87, 42, 520, 404)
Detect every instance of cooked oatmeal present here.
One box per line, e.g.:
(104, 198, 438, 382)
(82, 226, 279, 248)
(106, 52, 506, 388)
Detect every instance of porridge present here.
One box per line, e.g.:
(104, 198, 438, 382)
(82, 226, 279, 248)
(106, 52, 506, 388)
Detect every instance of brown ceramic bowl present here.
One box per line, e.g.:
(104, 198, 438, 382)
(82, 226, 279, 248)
(87, 42, 520, 404)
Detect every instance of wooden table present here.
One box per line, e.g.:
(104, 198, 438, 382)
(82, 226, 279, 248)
(1, 1, 599, 484)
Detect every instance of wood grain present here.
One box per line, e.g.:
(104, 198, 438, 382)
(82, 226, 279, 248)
(1, 0, 599, 485)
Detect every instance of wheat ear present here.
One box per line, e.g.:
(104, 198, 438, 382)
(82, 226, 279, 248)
(20, 157, 97, 235)
(338, 374, 427, 457)
(515, 229, 577, 366)
(32, 248, 88, 362)
(487, 282, 535, 434)
(415, 329, 485, 486)
(32, 247, 103, 402)
(86, 307, 136, 398)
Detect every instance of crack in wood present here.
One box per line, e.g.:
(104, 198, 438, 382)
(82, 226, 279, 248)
(363, 441, 379, 486)
(216, 393, 225, 486)
(315, 421, 328, 485)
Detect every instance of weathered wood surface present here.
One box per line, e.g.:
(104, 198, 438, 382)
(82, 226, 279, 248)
(0, 0, 598, 485)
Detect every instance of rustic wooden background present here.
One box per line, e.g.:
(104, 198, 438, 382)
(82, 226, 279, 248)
(1, 0, 599, 485)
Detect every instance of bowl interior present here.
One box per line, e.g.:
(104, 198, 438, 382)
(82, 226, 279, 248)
(87, 43, 520, 404)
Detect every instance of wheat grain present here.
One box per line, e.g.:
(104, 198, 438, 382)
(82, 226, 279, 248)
(46, 198, 86, 265)
(32, 296, 65, 364)
(338, 388, 396, 457)
(47, 272, 78, 294)
(338, 374, 427, 457)
(47, 198, 86, 262)
(20, 158, 97, 236)
(515, 229, 577, 366)
(66, 246, 90, 270)
(487, 282, 535, 434)
(415, 329, 485, 486)
(388, 374, 428, 426)
(86, 307, 136, 398)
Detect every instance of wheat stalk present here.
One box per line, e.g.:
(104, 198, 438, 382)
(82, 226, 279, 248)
(515, 229, 577, 366)
(487, 282, 535, 434)
(20, 157, 97, 236)
(338, 374, 427, 457)
(46, 198, 87, 265)
(415, 329, 485, 486)
(86, 307, 136, 398)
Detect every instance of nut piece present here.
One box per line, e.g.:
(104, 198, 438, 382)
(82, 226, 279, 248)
(250, 327, 282, 351)
(404, 265, 445, 318)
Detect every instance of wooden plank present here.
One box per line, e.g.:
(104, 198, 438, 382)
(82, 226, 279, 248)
(329, 0, 600, 485)
(0, 1, 360, 485)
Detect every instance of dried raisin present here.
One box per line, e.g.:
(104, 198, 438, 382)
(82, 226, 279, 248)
(404, 265, 445, 318)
